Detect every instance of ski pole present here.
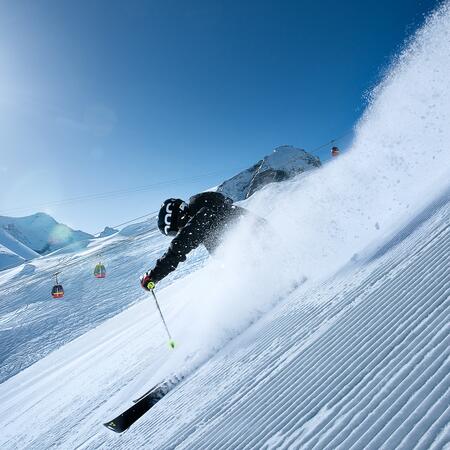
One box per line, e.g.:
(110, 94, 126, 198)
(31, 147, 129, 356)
(148, 286, 176, 349)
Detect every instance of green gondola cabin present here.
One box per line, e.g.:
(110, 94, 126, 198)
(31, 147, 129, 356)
(94, 263, 106, 278)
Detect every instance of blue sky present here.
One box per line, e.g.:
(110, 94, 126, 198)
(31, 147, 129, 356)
(0, 0, 439, 233)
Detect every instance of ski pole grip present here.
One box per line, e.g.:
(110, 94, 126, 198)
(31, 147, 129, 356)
(147, 281, 156, 290)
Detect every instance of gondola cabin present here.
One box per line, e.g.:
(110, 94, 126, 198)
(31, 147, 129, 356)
(331, 146, 340, 157)
(51, 284, 64, 299)
(51, 272, 64, 299)
(94, 263, 106, 278)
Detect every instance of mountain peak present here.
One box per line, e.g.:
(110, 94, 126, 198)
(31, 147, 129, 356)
(217, 145, 321, 201)
(273, 144, 299, 151)
(98, 226, 119, 238)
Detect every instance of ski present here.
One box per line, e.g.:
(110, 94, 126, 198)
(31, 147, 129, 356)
(132, 381, 165, 403)
(103, 377, 183, 433)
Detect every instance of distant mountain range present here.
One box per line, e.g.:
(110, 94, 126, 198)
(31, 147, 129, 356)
(0, 213, 93, 270)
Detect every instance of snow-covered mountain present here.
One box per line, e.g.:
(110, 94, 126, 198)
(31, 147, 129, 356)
(0, 244, 24, 270)
(98, 226, 119, 238)
(0, 2, 449, 449)
(0, 227, 39, 260)
(217, 145, 321, 201)
(0, 212, 92, 256)
(0, 228, 39, 271)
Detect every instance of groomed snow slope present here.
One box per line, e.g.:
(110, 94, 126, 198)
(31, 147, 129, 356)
(0, 185, 448, 450)
(152, 194, 448, 450)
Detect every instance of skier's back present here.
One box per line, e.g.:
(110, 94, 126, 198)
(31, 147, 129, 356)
(140, 192, 250, 289)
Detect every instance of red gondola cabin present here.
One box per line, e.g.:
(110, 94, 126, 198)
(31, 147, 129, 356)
(52, 284, 64, 299)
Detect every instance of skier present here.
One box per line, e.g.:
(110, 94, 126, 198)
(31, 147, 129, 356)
(140, 191, 252, 290)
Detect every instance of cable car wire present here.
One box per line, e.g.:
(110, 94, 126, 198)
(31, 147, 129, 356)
(0, 168, 248, 216)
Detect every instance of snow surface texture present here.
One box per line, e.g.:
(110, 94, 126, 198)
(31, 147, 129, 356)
(0, 2, 450, 449)
(217, 145, 321, 201)
(0, 212, 92, 256)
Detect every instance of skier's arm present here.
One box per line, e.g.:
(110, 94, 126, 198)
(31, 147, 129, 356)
(149, 207, 210, 283)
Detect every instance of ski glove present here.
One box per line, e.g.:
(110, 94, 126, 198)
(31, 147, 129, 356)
(140, 271, 156, 291)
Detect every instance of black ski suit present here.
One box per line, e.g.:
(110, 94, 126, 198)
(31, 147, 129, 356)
(150, 192, 247, 283)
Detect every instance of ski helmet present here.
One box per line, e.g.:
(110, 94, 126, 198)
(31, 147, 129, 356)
(158, 198, 190, 236)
